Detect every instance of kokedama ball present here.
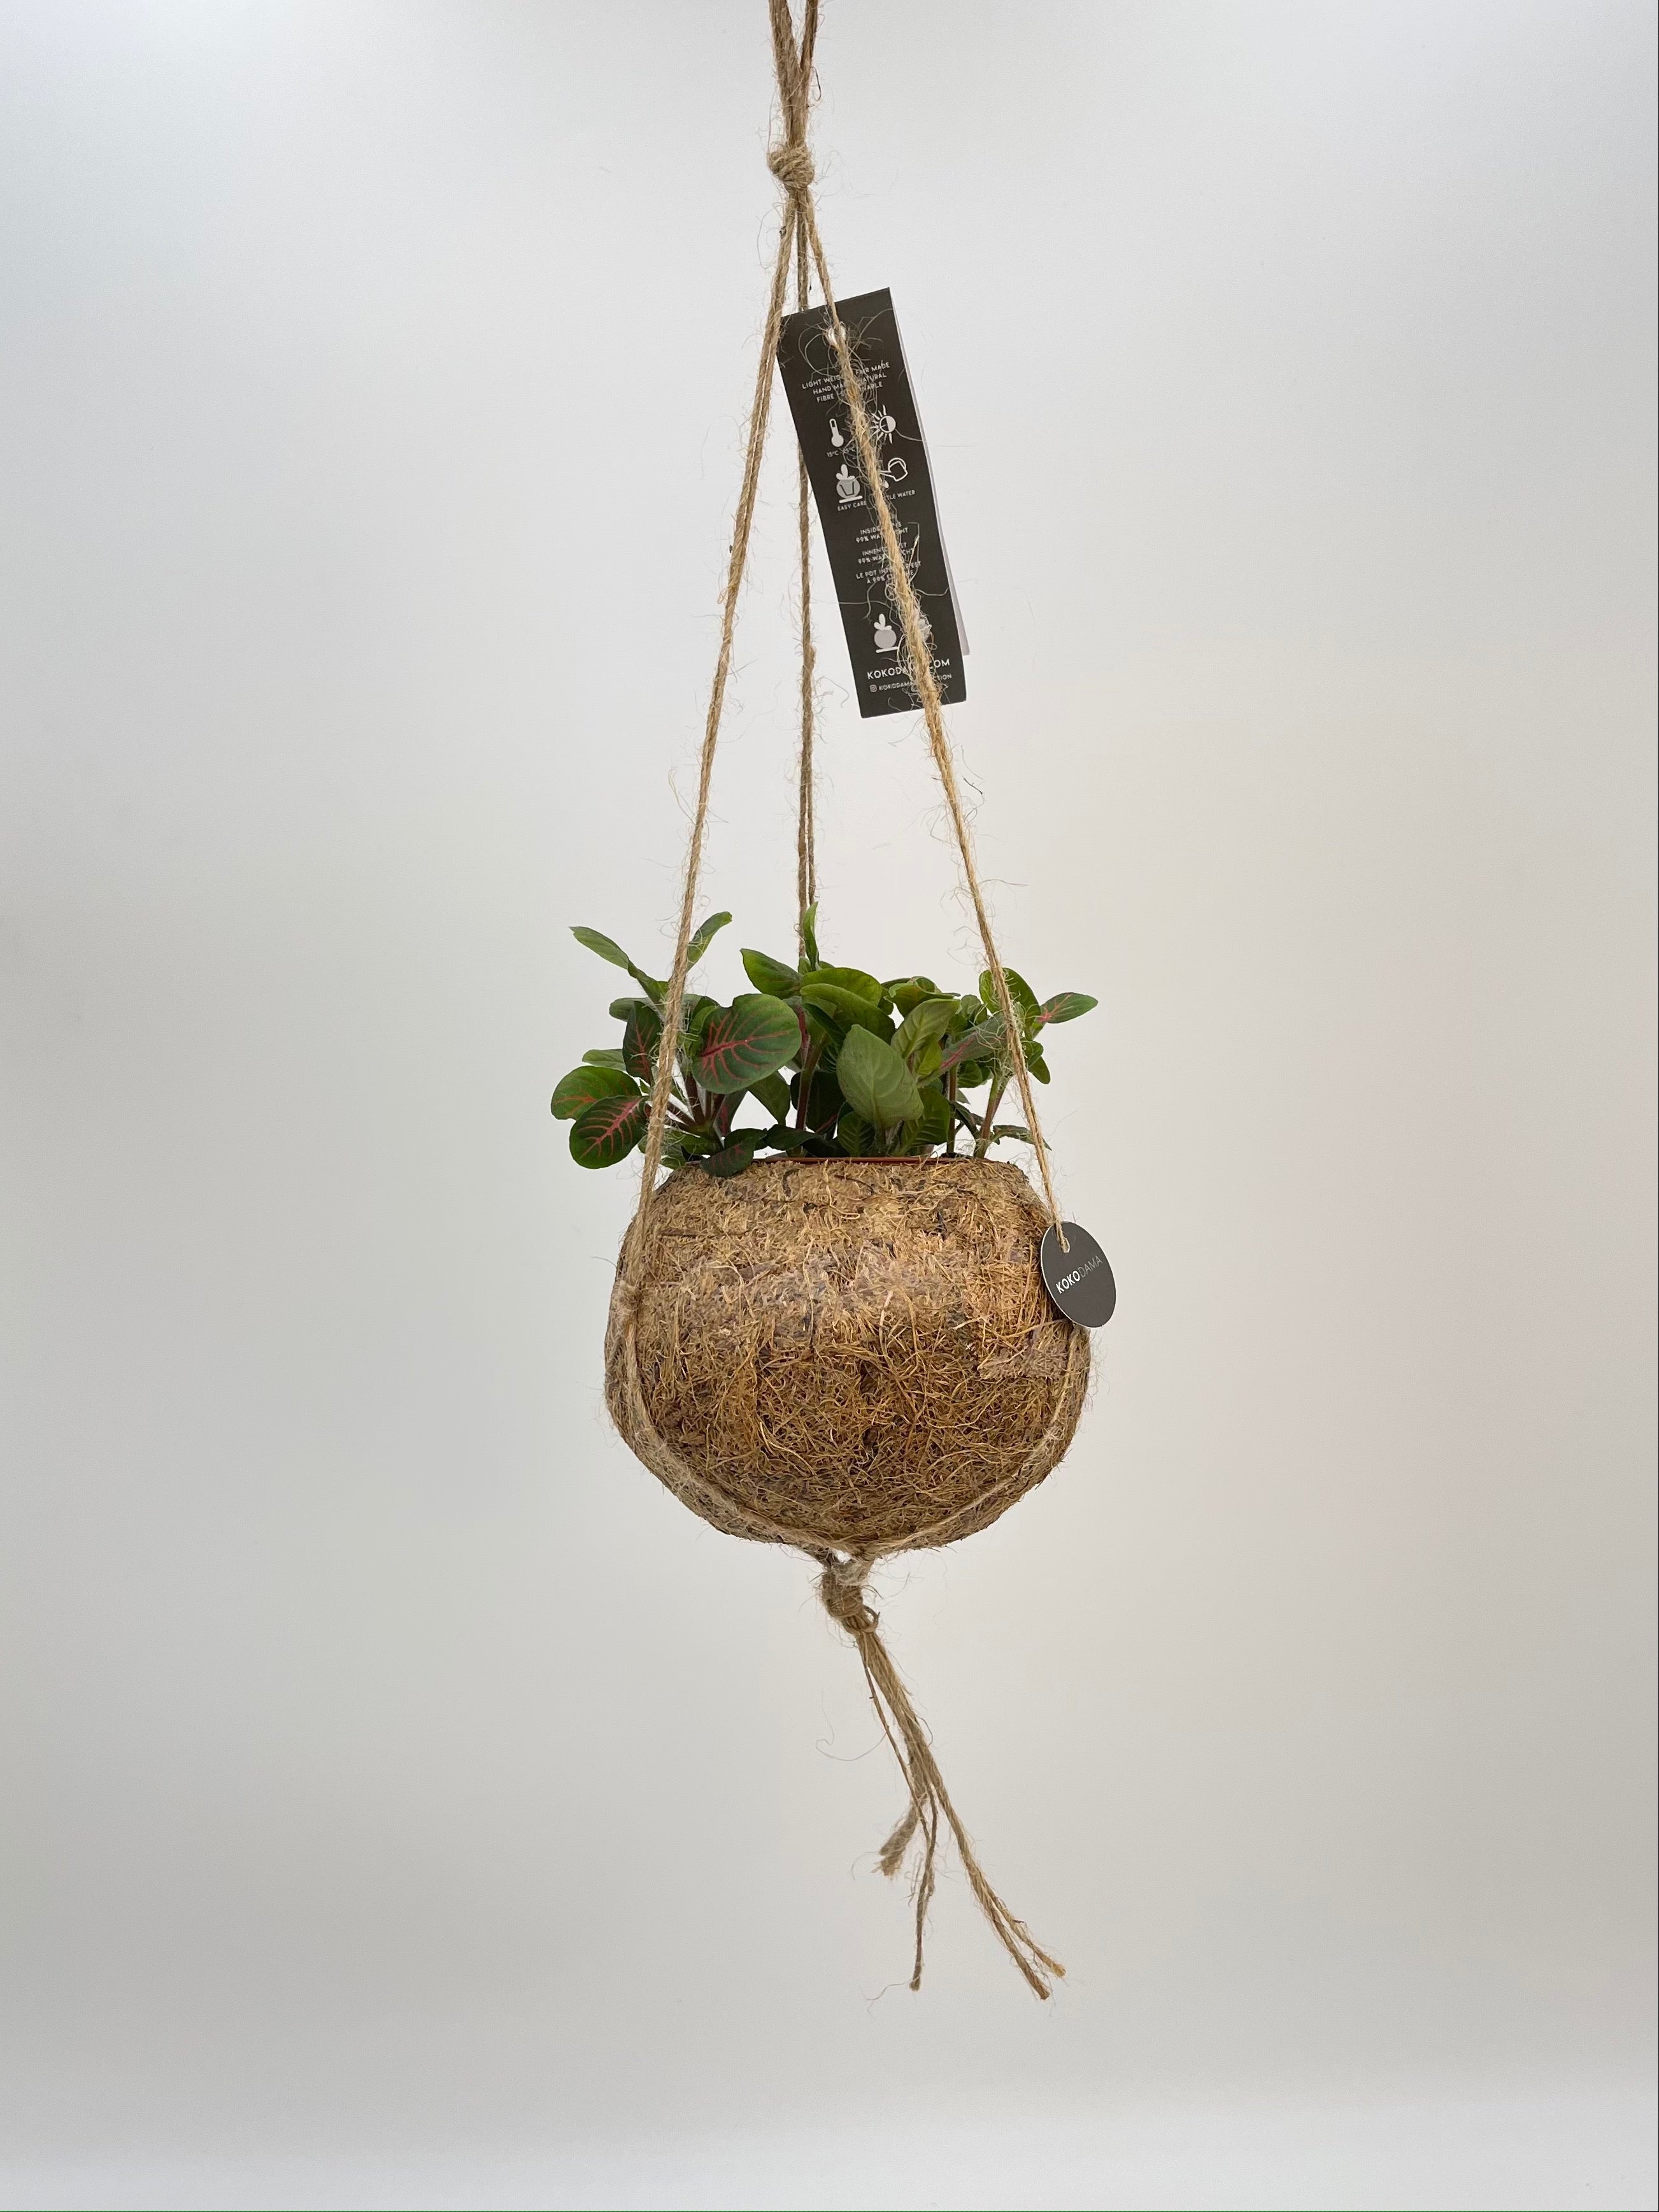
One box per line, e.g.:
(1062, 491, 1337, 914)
(606, 1155, 1089, 1553)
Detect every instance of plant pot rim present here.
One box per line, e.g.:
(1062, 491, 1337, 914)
(724, 1153, 1008, 1167)
(822, 1153, 998, 1165)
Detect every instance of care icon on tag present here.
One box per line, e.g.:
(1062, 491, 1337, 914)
(834, 463, 860, 503)
(872, 611, 899, 652)
(829, 418, 846, 450)
(1039, 1222, 1116, 1328)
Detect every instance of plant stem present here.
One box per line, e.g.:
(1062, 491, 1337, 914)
(795, 1038, 820, 1132)
(972, 1072, 1009, 1158)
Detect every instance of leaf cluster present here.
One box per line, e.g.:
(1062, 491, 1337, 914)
(552, 906, 1096, 1176)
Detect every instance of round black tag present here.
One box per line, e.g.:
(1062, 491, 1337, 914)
(1039, 1222, 1116, 1328)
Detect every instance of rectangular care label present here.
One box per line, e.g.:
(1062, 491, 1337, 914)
(775, 287, 967, 719)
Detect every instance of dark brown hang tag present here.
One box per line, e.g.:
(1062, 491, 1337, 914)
(1040, 1223, 1116, 1328)
(776, 287, 967, 719)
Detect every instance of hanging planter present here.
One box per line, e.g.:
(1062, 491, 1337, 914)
(607, 1155, 1088, 1555)
(553, 0, 1115, 1999)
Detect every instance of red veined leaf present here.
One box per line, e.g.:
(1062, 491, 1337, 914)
(551, 1064, 641, 1120)
(692, 994, 799, 1095)
(1036, 992, 1098, 1025)
(622, 1003, 662, 1082)
(569, 1090, 649, 1167)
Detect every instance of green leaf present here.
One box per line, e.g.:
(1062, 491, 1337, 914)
(693, 994, 799, 1095)
(551, 1064, 640, 1120)
(801, 979, 892, 1036)
(806, 964, 885, 1004)
(705, 1124, 797, 1173)
(937, 1020, 1004, 1077)
(916, 1086, 953, 1146)
(892, 994, 957, 1070)
(572, 924, 634, 973)
(674, 996, 718, 1084)
(794, 1064, 844, 1130)
(581, 1047, 628, 1069)
(741, 947, 801, 997)
(609, 995, 653, 1023)
(1006, 969, 1041, 1019)
(572, 925, 666, 1004)
(981, 967, 1041, 1025)
(885, 975, 941, 1016)
(1037, 991, 1097, 1025)
(659, 1129, 713, 1166)
(702, 1128, 764, 1178)
(569, 1090, 649, 1166)
(680, 994, 718, 1045)
(836, 1108, 876, 1157)
(685, 911, 732, 969)
(800, 904, 821, 969)
(800, 1001, 841, 1055)
(1023, 1041, 1051, 1083)
(747, 1069, 792, 1120)
(834, 1025, 923, 1131)
(622, 1003, 662, 1082)
(988, 1124, 1036, 1143)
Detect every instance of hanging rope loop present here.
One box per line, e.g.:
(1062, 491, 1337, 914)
(768, 0, 818, 152)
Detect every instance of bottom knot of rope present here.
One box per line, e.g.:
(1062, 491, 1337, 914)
(767, 139, 816, 194)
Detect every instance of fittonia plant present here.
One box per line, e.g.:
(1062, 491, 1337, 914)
(552, 905, 1096, 1177)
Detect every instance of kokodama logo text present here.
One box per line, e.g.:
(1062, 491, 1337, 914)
(1056, 1253, 1105, 1294)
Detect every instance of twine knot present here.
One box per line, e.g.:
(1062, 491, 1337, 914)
(767, 140, 816, 194)
(817, 1555, 878, 1636)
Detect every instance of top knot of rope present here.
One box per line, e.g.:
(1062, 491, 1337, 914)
(767, 140, 816, 194)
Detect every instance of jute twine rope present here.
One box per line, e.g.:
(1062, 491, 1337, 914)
(610, 0, 1066, 1997)
(785, 1, 820, 946)
(788, 200, 1067, 1249)
(815, 1553, 1066, 1999)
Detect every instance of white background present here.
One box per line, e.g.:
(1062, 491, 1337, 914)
(2, 4, 1654, 2207)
